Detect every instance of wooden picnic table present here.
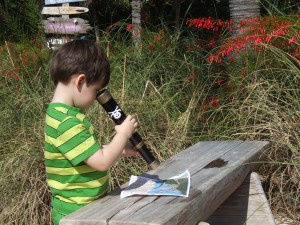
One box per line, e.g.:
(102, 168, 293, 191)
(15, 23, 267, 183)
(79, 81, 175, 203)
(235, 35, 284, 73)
(60, 140, 270, 225)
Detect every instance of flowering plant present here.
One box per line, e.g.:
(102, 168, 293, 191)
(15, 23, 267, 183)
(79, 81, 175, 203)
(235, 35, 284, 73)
(184, 15, 299, 113)
(186, 16, 299, 63)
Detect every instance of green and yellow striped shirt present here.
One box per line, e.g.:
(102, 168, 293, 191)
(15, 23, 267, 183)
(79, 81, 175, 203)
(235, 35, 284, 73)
(44, 103, 108, 215)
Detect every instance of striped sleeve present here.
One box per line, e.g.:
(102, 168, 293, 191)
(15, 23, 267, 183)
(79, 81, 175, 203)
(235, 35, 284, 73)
(55, 117, 100, 165)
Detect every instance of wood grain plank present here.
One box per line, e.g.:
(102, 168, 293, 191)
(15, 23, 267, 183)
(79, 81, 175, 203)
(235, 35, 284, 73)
(143, 141, 244, 179)
(41, 6, 89, 15)
(43, 21, 91, 34)
(207, 172, 275, 225)
(45, 0, 86, 5)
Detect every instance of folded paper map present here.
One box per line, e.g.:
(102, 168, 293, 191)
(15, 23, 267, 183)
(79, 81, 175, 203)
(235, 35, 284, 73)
(120, 170, 190, 198)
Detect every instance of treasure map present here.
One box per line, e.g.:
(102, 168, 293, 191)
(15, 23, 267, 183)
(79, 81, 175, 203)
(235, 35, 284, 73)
(120, 170, 190, 198)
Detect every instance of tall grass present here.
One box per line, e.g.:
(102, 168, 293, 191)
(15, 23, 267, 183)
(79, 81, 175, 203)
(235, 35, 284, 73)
(0, 42, 52, 224)
(0, 15, 299, 224)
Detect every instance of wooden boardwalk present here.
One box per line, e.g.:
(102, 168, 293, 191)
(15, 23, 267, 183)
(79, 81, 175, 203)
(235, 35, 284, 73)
(60, 140, 271, 225)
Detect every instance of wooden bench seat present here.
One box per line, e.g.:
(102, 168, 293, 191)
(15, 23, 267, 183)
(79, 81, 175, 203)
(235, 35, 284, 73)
(207, 172, 275, 225)
(60, 140, 270, 225)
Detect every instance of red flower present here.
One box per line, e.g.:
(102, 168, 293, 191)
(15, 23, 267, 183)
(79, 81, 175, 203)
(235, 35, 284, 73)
(126, 24, 134, 31)
(148, 44, 155, 52)
(288, 36, 299, 45)
(210, 97, 219, 106)
(186, 17, 232, 33)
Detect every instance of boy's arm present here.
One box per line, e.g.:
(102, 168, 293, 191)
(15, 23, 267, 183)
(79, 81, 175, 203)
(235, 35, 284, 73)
(84, 115, 138, 171)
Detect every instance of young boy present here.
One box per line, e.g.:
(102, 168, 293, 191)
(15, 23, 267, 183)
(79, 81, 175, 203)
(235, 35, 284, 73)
(44, 40, 139, 225)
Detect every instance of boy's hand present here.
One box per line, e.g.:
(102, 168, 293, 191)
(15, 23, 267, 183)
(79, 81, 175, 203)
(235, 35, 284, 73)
(121, 142, 140, 157)
(114, 115, 138, 139)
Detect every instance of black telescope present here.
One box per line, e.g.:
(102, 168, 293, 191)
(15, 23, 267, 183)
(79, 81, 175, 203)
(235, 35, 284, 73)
(96, 89, 160, 170)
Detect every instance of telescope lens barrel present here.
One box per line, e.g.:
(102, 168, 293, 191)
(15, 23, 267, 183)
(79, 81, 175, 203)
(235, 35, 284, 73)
(98, 96, 126, 125)
(96, 89, 160, 170)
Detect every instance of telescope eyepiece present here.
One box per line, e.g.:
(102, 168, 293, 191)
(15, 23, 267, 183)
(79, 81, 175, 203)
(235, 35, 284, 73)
(96, 89, 111, 105)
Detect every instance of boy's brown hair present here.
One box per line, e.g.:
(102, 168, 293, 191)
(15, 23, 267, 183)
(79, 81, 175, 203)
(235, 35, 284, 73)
(50, 40, 110, 87)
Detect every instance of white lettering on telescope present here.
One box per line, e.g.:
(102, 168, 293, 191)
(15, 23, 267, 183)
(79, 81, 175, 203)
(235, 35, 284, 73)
(108, 106, 122, 119)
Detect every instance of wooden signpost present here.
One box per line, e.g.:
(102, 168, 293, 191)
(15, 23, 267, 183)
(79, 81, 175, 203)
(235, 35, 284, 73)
(45, 0, 85, 5)
(42, 1, 90, 50)
(43, 17, 91, 34)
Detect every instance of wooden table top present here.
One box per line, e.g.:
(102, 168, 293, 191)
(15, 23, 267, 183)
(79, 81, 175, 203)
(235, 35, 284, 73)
(60, 140, 270, 225)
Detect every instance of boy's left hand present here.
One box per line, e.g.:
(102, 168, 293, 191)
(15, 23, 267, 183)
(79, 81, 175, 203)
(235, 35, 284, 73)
(122, 142, 140, 157)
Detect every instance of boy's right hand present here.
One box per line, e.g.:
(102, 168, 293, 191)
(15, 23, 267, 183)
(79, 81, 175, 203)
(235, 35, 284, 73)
(114, 115, 138, 139)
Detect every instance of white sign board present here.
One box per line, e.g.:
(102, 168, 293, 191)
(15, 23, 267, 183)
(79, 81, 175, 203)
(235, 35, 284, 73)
(42, 6, 89, 15)
(45, 0, 86, 5)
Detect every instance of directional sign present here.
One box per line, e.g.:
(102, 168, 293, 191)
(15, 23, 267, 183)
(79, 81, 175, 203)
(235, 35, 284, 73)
(47, 38, 72, 50)
(42, 6, 89, 15)
(45, 0, 86, 5)
(43, 18, 91, 34)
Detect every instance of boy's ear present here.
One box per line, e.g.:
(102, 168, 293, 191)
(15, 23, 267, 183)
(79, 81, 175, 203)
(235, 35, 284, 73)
(74, 74, 86, 91)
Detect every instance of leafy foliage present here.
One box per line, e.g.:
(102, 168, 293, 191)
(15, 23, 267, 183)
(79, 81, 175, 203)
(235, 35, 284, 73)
(0, 0, 42, 42)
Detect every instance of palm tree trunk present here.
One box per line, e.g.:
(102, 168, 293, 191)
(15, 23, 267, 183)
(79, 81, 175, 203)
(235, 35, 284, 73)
(229, 0, 260, 36)
(131, 0, 141, 51)
(174, 0, 181, 31)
